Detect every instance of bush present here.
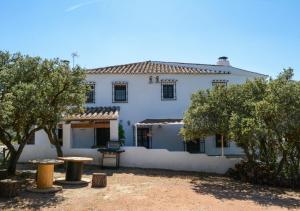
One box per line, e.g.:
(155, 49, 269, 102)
(227, 161, 300, 188)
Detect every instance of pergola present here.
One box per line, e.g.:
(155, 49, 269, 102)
(134, 119, 183, 147)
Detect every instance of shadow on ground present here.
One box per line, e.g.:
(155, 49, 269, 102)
(73, 165, 210, 179)
(0, 192, 64, 210)
(8, 164, 300, 209)
(190, 175, 300, 209)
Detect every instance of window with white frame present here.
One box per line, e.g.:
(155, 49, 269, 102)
(86, 82, 95, 103)
(161, 79, 177, 100)
(212, 80, 228, 87)
(112, 81, 128, 103)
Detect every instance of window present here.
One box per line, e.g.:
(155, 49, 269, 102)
(215, 134, 229, 148)
(86, 82, 95, 103)
(212, 80, 228, 87)
(161, 80, 177, 100)
(27, 133, 35, 145)
(112, 82, 128, 103)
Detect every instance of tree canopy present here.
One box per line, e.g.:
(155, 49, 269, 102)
(181, 69, 300, 186)
(0, 51, 87, 175)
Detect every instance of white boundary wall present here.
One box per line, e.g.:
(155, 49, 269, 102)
(120, 147, 241, 174)
(19, 146, 241, 174)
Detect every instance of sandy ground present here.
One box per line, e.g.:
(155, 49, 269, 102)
(0, 166, 300, 211)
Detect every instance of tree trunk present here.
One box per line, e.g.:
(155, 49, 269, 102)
(44, 127, 63, 157)
(275, 151, 287, 177)
(54, 143, 63, 157)
(7, 153, 18, 176)
(221, 135, 224, 157)
(7, 142, 25, 176)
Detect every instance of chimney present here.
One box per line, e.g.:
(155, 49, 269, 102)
(217, 56, 231, 66)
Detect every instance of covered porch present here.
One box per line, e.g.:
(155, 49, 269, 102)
(134, 119, 185, 151)
(133, 118, 241, 156)
(64, 107, 119, 149)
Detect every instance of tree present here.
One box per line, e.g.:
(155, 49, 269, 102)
(181, 85, 232, 156)
(35, 59, 87, 157)
(255, 68, 300, 180)
(0, 52, 43, 175)
(182, 68, 300, 186)
(228, 78, 268, 163)
(0, 51, 87, 175)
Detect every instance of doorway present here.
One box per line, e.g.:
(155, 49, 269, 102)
(137, 128, 150, 148)
(96, 128, 110, 147)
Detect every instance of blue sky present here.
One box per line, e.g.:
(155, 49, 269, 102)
(0, 0, 299, 79)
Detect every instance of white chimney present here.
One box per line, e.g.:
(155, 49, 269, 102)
(217, 56, 231, 66)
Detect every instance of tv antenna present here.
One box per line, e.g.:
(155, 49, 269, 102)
(71, 52, 79, 68)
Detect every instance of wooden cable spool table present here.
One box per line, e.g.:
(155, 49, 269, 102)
(57, 157, 93, 185)
(27, 159, 64, 193)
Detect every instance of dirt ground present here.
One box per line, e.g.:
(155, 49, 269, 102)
(0, 166, 300, 211)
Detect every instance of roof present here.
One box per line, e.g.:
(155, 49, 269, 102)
(87, 61, 231, 75)
(137, 119, 183, 125)
(64, 106, 119, 121)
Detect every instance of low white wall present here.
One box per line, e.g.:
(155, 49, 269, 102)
(120, 147, 241, 174)
(19, 146, 101, 165)
(18, 139, 241, 174)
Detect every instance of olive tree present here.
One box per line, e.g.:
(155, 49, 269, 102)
(0, 51, 87, 175)
(182, 68, 300, 185)
(36, 60, 87, 157)
(181, 85, 232, 156)
(0, 52, 44, 175)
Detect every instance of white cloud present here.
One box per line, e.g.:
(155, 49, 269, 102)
(65, 0, 100, 12)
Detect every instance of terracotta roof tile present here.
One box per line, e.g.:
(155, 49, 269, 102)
(87, 61, 231, 75)
(65, 106, 119, 121)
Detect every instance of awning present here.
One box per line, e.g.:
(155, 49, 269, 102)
(136, 118, 183, 126)
(64, 106, 119, 121)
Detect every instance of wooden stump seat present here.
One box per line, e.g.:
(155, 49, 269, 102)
(0, 179, 22, 198)
(92, 173, 107, 188)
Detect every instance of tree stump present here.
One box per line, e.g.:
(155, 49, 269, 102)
(92, 173, 107, 188)
(0, 179, 22, 198)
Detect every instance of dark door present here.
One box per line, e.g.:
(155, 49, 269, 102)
(186, 141, 200, 153)
(96, 128, 110, 147)
(137, 128, 150, 148)
(186, 139, 205, 153)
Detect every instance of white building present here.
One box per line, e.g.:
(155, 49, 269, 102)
(82, 57, 264, 154)
(19, 57, 266, 173)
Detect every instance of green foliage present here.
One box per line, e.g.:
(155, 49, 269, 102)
(34, 58, 87, 156)
(182, 68, 300, 187)
(181, 85, 232, 141)
(118, 124, 125, 145)
(0, 51, 87, 174)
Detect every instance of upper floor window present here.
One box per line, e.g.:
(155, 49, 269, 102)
(86, 82, 95, 103)
(161, 79, 177, 100)
(212, 80, 228, 87)
(112, 81, 128, 103)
